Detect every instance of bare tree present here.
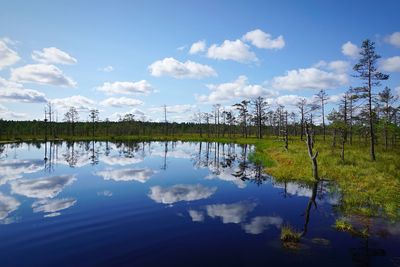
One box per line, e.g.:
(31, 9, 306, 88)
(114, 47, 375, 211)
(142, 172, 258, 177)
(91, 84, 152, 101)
(296, 98, 307, 141)
(313, 90, 329, 141)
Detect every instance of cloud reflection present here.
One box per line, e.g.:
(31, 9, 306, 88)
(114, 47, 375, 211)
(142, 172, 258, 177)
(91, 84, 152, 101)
(0, 159, 43, 185)
(149, 184, 217, 204)
(242, 216, 283, 234)
(32, 198, 76, 217)
(206, 201, 256, 224)
(96, 168, 156, 183)
(0, 193, 20, 222)
(188, 209, 205, 222)
(10, 175, 76, 199)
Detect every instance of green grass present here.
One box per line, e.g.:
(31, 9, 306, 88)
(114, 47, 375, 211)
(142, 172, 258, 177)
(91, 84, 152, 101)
(280, 224, 302, 243)
(334, 219, 353, 232)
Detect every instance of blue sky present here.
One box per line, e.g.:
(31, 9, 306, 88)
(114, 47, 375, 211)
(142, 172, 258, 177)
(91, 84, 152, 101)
(0, 0, 399, 122)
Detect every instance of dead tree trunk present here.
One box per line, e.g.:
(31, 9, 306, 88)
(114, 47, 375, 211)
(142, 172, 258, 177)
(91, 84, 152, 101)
(305, 122, 319, 180)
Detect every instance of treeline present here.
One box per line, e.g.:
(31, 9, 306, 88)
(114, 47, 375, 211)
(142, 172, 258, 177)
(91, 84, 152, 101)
(1, 39, 399, 160)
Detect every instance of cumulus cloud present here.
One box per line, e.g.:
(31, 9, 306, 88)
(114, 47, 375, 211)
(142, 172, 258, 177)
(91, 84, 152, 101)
(0, 77, 47, 103)
(242, 216, 283, 234)
(0, 38, 20, 70)
(206, 201, 256, 224)
(189, 40, 206, 54)
(379, 56, 400, 72)
(97, 80, 153, 95)
(51, 95, 96, 111)
(96, 168, 156, 183)
(148, 57, 217, 79)
(314, 60, 350, 73)
(207, 39, 258, 63)
(32, 198, 76, 217)
(32, 47, 77, 65)
(188, 209, 205, 222)
(10, 175, 76, 199)
(196, 75, 277, 103)
(0, 193, 20, 221)
(100, 97, 143, 107)
(148, 184, 217, 204)
(242, 29, 285, 50)
(10, 64, 77, 87)
(341, 41, 360, 58)
(272, 67, 348, 90)
(385, 32, 400, 48)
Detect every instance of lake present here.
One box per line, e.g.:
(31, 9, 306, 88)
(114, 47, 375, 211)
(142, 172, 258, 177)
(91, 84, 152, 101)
(0, 141, 399, 266)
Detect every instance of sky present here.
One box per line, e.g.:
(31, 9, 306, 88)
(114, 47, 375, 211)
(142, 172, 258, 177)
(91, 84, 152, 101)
(0, 0, 399, 123)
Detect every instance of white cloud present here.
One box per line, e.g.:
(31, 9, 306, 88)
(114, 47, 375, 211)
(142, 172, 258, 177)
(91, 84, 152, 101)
(32, 198, 76, 217)
(314, 60, 350, 73)
(242, 216, 283, 234)
(148, 184, 217, 204)
(379, 56, 400, 72)
(32, 47, 77, 65)
(10, 64, 77, 87)
(97, 80, 153, 95)
(385, 32, 400, 48)
(10, 175, 76, 199)
(196, 75, 277, 103)
(0, 39, 20, 70)
(0, 77, 47, 103)
(0, 193, 20, 221)
(206, 201, 256, 224)
(188, 209, 205, 222)
(268, 94, 305, 106)
(272, 67, 348, 90)
(96, 168, 156, 183)
(242, 29, 285, 50)
(341, 41, 360, 58)
(189, 40, 206, 54)
(51, 95, 96, 111)
(99, 65, 114, 72)
(207, 39, 258, 63)
(100, 97, 143, 107)
(148, 57, 217, 79)
(396, 86, 400, 98)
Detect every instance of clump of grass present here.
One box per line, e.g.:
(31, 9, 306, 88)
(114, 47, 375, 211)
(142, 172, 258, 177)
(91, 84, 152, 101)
(280, 224, 302, 243)
(334, 218, 353, 232)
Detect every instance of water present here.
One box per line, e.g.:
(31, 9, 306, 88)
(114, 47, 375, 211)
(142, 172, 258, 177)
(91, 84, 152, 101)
(0, 141, 399, 267)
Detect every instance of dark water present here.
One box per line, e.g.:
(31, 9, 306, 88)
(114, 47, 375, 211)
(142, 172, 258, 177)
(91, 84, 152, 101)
(0, 141, 399, 267)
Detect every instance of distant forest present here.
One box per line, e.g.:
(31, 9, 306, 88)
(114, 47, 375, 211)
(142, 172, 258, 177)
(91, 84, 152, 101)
(1, 40, 400, 160)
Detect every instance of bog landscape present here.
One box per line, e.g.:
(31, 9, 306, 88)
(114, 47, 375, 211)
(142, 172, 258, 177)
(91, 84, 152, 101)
(0, 1, 399, 266)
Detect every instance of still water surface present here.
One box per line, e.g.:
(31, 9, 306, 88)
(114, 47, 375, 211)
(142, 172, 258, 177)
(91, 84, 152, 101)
(0, 141, 399, 266)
